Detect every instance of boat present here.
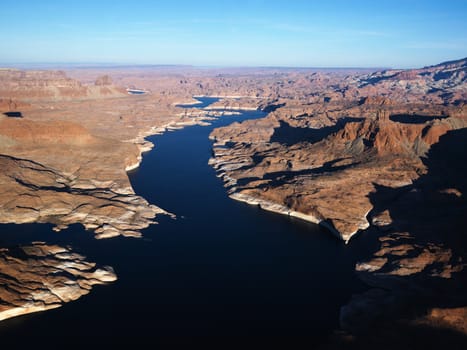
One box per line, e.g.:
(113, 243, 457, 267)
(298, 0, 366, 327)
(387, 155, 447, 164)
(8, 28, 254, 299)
(126, 88, 149, 95)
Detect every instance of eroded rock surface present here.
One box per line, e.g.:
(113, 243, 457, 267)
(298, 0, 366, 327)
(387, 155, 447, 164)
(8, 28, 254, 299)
(210, 107, 464, 241)
(207, 58, 467, 242)
(336, 127, 467, 346)
(206, 59, 467, 343)
(0, 116, 168, 238)
(0, 242, 116, 321)
(0, 60, 466, 338)
(0, 68, 242, 238)
(0, 69, 125, 100)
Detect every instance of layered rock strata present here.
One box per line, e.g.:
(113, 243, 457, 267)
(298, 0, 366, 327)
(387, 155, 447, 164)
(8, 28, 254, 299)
(210, 110, 464, 241)
(0, 242, 116, 321)
(0, 60, 466, 334)
(337, 126, 467, 342)
(0, 116, 169, 238)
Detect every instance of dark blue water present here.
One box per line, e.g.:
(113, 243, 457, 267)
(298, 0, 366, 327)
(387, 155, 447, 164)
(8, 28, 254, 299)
(0, 98, 374, 347)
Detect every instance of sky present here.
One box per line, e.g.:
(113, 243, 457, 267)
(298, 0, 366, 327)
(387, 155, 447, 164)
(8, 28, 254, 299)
(0, 0, 466, 68)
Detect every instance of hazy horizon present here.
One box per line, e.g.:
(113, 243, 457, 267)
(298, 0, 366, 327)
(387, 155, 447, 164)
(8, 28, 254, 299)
(1, 0, 466, 69)
(0, 61, 394, 70)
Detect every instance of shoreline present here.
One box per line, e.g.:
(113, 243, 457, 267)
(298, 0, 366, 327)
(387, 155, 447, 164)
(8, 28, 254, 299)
(124, 100, 267, 176)
(208, 136, 359, 243)
(228, 192, 348, 242)
(172, 98, 203, 106)
(0, 242, 117, 322)
(204, 106, 258, 111)
(193, 94, 261, 99)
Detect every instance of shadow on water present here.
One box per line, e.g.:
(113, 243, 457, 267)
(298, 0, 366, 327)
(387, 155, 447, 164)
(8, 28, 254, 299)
(0, 98, 375, 347)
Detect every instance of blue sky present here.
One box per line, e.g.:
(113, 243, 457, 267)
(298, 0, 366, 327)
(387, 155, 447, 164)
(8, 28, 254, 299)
(1, 0, 466, 68)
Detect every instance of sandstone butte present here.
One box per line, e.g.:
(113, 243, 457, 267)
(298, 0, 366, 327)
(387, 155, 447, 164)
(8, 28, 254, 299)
(0, 59, 466, 339)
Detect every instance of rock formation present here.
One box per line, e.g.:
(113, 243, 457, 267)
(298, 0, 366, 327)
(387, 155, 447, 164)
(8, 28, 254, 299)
(94, 75, 113, 86)
(210, 109, 464, 241)
(206, 58, 467, 343)
(0, 69, 125, 100)
(0, 116, 168, 238)
(0, 59, 465, 340)
(336, 127, 467, 345)
(0, 242, 116, 321)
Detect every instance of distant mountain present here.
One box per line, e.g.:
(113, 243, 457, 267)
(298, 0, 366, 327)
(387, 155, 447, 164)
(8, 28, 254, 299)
(426, 57, 467, 69)
(357, 57, 467, 104)
(0, 69, 125, 100)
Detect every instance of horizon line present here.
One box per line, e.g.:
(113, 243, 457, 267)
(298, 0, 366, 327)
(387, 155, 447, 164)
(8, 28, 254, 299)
(0, 61, 392, 71)
(1, 56, 465, 71)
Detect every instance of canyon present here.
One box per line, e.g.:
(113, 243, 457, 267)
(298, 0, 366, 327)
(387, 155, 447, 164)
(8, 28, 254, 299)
(0, 59, 466, 346)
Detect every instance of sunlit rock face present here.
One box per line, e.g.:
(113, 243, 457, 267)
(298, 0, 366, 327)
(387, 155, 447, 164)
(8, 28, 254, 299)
(0, 117, 168, 239)
(208, 58, 467, 242)
(0, 242, 116, 321)
(0, 58, 465, 339)
(210, 107, 464, 242)
(338, 126, 467, 340)
(207, 59, 467, 342)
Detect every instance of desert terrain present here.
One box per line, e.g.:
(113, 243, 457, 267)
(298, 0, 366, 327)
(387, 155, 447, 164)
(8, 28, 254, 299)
(0, 59, 466, 345)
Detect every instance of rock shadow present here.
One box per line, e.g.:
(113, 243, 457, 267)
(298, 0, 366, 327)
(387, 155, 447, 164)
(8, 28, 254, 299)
(358, 72, 398, 87)
(270, 118, 364, 146)
(355, 128, 467, 340)
(236, 158, 359, 189)
(389, 114, 448, 124)
(262, 102, 286, 113)
(3, 111, 23, 118)
(369, 127, 467, 249)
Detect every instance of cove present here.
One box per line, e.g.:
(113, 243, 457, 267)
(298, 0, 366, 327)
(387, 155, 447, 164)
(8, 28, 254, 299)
(0, 98, 375, 347)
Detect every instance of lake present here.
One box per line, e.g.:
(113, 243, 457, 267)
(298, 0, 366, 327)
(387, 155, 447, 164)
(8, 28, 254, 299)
(0, 97, 375, 347)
